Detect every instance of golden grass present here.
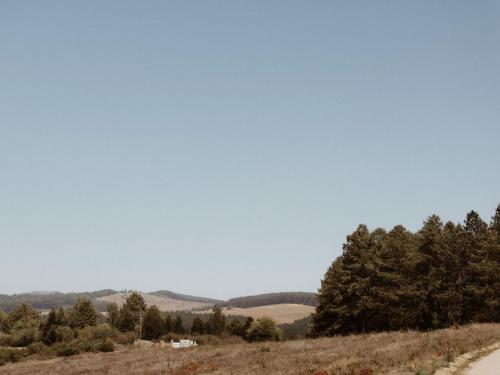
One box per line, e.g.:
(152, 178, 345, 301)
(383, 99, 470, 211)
(1, 324, 500, 375)
(198, 304, 316, 324)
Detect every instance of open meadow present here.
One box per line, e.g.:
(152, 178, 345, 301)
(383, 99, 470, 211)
(1, 324, 500, 375)
(199, 304, 315, 324)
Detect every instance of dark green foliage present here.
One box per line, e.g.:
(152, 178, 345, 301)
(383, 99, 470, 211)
(206, 306, 225, 335)
(0, 290, 114, 313)
(142, 306, 164, 340)
(227, 292, 317, 308)
(95, 338, 114, 352)
(190, 317, 205, 334)
(0, 348, 25, 366)
(54, 342, 80, 357)
(228, 319, 243, 336)
(68, 299, 97, 329)
(312, 204, 500, 336)
(42, 308, 67, 344)
(173, 315, 184, 334)
(106, 303, 119, 328)
(116, 306, 136, 332)
(164, 315, 173, 334)
(120, 292, 146, 330)
(246, 317, 281, 342)
(279, 316, 312, 340)
(6, 303, 39, 331)
(124, 292, 146, 316)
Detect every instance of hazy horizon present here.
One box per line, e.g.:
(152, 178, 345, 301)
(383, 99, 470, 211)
(1, 1, 499, 300)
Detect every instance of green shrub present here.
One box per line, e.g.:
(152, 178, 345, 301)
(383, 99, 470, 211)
(246, 317, 282, 342)
(25, 341, 48, 355)
(115, 331, 136, 345)
(95, 339, 114, 352)
(54, 342, 80, 357)
(55, 326, 74, 342)
(0, 333, 13, 347)
(75, 339, 94, 353)
(0, 348, 25, 366)
(78, 324, 116, 341)
(9, 327, 38, 347)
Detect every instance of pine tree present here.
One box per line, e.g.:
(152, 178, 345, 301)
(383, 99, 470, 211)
(191, 317, 205, 334)
(107, 303, 119, 328)
(68, 298, 97, 329)
(207, 306, 226, 336)
(312, 225, 376, 335)
(463, 211, 489, 322)
(173, 315, 184, 334)
(164, 315, 173, 334)
(143, 305, 164, 340)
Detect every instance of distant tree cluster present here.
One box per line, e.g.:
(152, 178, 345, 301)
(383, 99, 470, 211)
(227, 292, 317, 308)
(0, 290, 114, 313)
(0, 298, 115, 363)
(106, 293, 280, 342)
(312, 205, 500, 336)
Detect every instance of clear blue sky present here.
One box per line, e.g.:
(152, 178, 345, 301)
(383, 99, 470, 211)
(1, 1, 499, 299)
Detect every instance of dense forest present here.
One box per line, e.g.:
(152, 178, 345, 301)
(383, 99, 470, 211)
(226, 292, 317, 308)
(312, 205, 500, 336)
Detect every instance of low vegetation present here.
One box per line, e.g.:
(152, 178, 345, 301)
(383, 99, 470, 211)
(0, 292, 281, 367)
(1, 324, 499, 374)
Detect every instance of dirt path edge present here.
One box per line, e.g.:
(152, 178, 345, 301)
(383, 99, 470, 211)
(433, 341, 500, 375)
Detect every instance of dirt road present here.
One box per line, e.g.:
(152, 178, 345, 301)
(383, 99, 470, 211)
(465, 348, 500, 375)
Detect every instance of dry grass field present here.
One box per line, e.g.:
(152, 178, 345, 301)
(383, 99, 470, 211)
(96, 293, 211, 312)
(2, 324, 500, 375)
(199, 304, 315, 324)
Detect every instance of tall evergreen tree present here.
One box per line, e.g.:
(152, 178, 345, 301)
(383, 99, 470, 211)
(463, 211, 489, 322)
(142, 305, 164, 340)
(191, 317, 205, 334)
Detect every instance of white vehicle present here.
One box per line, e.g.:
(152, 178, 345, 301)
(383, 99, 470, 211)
(171, 339, 197, 349)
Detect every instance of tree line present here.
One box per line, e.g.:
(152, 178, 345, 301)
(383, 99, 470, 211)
(0, 291, 282, 364)
(226, 292, 317, 308)
(312, 204, 500, 336)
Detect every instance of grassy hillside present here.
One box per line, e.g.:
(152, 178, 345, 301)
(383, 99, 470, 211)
(0, 290, 115, 312)
(149, 290, 222, 305)
(2, 324, 499, 374)
(209, 304, 315, 324)
(226, 292, 317, 308)
(95, 293, 213, 312)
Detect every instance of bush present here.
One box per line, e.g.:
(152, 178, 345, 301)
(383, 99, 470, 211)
(55, 326, 75, 342)
(16, 329, 38, 347)
(0, 348, 25, 366)
(115, 331, 136, 345)
(54, 342, 80, 357)
(25, 341, 48, 355)
(77, 324, 116, 341)
(0, 333, 13, 347)
(95, 338, 114, 352)
(246, 317, 282, 342)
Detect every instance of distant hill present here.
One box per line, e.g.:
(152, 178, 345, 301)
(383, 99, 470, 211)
(95, 292, 214, 312)
(226, 292, 317, 308)
(0, 290, 115, 312)
(149, 290, 223, 304)
(0, 290, 317, 317)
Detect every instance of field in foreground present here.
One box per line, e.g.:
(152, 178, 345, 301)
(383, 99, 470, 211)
(199, 304, 315, 324)
(2, 324, 500, 375)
